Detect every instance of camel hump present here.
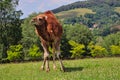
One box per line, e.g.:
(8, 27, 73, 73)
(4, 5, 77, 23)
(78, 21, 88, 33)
(45, 10, 53, 14)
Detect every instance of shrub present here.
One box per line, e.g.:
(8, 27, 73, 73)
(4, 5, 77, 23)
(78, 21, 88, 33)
(69, 40, 85, 58)
(28, 44, 42, 60)
(102, 32, 120, 50)
(7, 44, 23, 61)
(110, 45, 120, 56)
(88, 42, 108, 57)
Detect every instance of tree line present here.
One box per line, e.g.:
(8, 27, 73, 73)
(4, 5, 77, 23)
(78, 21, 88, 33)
(52, 0, 120, 13)
(0, 0, 120, 63)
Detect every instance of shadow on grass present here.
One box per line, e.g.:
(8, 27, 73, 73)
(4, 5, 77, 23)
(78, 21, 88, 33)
(65, 66, 83, 72)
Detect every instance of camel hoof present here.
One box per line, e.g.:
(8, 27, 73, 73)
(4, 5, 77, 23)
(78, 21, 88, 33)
(46, 68, 50, 72)
(61, 66, 65, 72)
(53, 65, 57, 70)
(40, 66, 44, 70)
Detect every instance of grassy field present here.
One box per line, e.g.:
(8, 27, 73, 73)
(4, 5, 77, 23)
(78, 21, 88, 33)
(115, 7, 120, 13)
(56, 8, 95, 20)
(0, 58, 120, 80)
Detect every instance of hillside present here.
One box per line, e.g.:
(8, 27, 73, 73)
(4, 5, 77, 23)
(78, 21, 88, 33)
(56, 8, 95, 20)
(52, 0, 120, 13)
(115, 7, 120, 13)
(52, 0, 120, 36)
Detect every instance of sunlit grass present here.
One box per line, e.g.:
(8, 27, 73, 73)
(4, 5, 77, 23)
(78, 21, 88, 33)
(115, 7, 120, 13)
(56, 8, 95, 20)
(0, 58, 120, 80)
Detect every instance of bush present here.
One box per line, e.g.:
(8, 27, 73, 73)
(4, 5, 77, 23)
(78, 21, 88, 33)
(69, 40, 85, 58)
(110, 45, 120, 56)
(28, 44, 42, 60)
(88, 42, 108, 57)
(0, 58, 10, 63)
(7, 44, 23, 62)
(102, 32, 120, 50)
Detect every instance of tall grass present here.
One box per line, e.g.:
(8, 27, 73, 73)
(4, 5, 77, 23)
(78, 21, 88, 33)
(0, 58, 120, 80)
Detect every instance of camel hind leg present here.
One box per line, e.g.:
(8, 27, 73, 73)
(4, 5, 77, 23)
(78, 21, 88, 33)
(56, 45, 65, 72)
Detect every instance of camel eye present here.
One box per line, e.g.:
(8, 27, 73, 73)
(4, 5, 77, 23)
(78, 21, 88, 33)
(39, 18, 42, 21)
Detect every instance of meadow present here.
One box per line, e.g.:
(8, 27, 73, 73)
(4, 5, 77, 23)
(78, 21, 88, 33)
(56, 8, 95, 20)
(0, 58, 120, 80)
(115, 7, 120, 13)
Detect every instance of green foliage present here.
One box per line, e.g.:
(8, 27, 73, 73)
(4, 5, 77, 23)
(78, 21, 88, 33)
(69, 40, 85, 58)
(102, 32, 120, 50)
(21, 13, 40, 56)
(7, 44, 23, 61)
(66, 24, 93, 45)
(115, 7, 120, 13)
(1, 0, 120, 61)
(0, 0, 23, 58)
(56, 8, 95, 20)
(0, 44, 3, 59)
(88, 42, 108, 57)
(61, 25, 72, 58)
(28, 44, 42, 60)
(110, 45, 120, 55)
(65, 24, 93, 56)
(53, 0, 120, 13)
(21, 13, 38, 46)
(60, 0, 120, 36)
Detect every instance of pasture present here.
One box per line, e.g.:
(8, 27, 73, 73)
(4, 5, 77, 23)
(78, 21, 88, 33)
(56, 8, 95, 20)
(115, 7, 120, 13)
(0, 58, 120, 80)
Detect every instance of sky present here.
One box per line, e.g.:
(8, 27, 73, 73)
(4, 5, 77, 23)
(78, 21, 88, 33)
(17, 0, 84, 18)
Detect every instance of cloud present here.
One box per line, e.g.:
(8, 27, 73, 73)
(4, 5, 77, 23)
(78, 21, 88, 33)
(37, 3, 45, 11)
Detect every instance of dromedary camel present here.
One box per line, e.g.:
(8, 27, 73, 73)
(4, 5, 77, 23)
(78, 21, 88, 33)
(31, 11, 65, 72)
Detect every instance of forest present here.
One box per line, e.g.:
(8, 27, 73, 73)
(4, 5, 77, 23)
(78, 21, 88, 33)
(0, 0, 120, 63)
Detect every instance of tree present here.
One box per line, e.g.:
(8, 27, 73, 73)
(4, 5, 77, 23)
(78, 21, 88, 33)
(66, 24, 93, 56)
(60, 24, 72, 58)
(102, 32, 120, 51)
(21, 13, 40, 56)
(0, 0, 23, 58)
(66, 24, 93, 44)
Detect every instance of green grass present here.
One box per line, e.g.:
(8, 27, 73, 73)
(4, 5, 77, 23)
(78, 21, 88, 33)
(56, 8, 95, 20)
(0, 58, 120, 80)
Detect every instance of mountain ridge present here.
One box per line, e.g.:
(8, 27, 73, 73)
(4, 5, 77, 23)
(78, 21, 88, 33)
(52, 0, 120, 13)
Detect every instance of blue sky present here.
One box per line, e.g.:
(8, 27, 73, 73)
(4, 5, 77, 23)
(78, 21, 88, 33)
(17, 0, 84, 18)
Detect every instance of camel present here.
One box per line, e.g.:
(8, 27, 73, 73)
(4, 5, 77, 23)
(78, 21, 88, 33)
(31, 11, 65, 72)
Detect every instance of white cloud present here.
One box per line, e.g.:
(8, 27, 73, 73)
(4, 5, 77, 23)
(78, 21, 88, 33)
(37, 3, 45, 11)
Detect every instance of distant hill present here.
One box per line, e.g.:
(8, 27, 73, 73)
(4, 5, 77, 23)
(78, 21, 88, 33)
(115, 7, 120, 13)
(52, 0, 120, 13)
(51, 0, 120, 36)
(55, 8, 95, 20)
